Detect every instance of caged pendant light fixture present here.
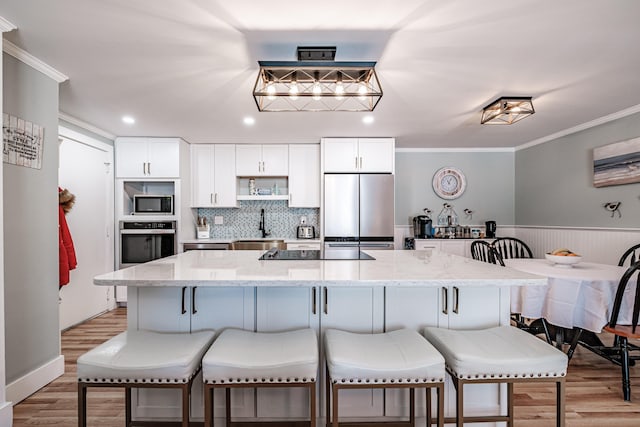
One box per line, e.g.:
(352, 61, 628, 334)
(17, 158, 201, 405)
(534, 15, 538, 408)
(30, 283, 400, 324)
(253, 46, 383, 112)
(480, 96, 535, 125)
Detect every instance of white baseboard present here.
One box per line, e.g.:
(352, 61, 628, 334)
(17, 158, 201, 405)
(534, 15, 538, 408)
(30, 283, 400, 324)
(6, 355, 64, 405)
(0, 401, 12, 427)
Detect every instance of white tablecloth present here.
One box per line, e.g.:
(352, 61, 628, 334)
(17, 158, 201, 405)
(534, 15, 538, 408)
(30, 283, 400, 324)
(506, 258, 635, 333)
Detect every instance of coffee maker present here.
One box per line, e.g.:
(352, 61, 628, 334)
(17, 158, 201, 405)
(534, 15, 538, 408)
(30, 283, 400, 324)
(413, 215, 433, 239)
(485, 221, 496, 238)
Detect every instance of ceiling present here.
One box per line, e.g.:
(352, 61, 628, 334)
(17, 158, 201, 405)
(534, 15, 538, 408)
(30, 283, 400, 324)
(2, 0, 640, 148)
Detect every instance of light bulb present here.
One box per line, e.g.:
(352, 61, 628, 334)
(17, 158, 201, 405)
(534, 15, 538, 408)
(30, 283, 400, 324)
(289, 84, 299, 101)
(312, 82, 322, 101)
(358, 82, 368, 100)
(335, 82, 345, 100)
(266, 83, 276, 101)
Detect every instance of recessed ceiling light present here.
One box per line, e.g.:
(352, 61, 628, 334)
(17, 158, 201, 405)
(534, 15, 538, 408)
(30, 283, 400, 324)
(362, 115, 374, 124)
(243, 117, 256, 126)
(122, 115, 135, 124)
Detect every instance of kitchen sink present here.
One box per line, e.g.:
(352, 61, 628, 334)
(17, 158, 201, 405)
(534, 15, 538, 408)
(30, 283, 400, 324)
(230, 239, 286, 251)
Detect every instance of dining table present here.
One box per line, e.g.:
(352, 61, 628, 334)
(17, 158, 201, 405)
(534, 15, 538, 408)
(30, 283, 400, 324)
(505, 258, 636, 358)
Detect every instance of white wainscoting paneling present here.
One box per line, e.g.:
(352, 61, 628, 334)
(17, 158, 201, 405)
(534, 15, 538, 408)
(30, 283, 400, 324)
(514, 226, 640, 265)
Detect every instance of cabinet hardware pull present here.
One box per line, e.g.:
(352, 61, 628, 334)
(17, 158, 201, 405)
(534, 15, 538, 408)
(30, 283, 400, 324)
(442, 287, 448, 314)
(142, 163, 146, 175)
(359, 156, 363, 169)
(181, 287, 187, 315)
(312, 287, 317, 315)
(214, 193, 218, 204)
(147, 162, 151, 175)
(192, 287, 198, 314)
(355, 157, 358, 169)
(453, 286, 459, 314)
(323, 287, 328, 314)
(210, 193, 213, 204)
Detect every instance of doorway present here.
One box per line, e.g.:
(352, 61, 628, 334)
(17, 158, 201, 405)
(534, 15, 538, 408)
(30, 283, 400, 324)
(58, 127, 115, 330)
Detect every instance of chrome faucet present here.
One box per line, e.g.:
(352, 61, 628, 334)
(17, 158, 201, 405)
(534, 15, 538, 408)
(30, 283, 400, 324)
(259, 208, 271, 238)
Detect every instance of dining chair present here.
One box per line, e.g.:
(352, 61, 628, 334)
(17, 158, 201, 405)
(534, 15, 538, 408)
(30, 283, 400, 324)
(618, 243, 640, 267)
(470, 240, 503, 265)
(492, 237, 533, 260)
(602, 261, 640, 401)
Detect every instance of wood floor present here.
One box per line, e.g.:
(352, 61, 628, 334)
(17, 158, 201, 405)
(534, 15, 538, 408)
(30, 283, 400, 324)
(10, 307, 640, 426)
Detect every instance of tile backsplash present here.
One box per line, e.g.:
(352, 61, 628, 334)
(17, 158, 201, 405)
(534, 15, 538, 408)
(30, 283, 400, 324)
(198, 200, 319, 239)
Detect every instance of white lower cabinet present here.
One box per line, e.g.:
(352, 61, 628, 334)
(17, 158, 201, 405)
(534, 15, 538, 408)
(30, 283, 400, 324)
(129, 284, 508, 424)
(128, 287, 256, 422)
(385, 285, 509, 424)
(256, 287, 320, 420)
(321, 286, 385, 419)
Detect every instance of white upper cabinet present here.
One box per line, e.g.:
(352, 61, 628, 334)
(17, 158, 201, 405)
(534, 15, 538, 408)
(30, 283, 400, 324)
(236, 144, 288, 176)
(288, 144, 320, 207)
(322, 137, 395, 173)
(190, 144, 237, 207)
(115, 137, 182, 178)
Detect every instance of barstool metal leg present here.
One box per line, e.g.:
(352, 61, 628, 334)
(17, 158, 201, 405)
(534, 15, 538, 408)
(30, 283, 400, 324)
(436, 383, 444, 427)
(409, 387, 415, 426)
(455, 378, 463, 427)
(204, 385, 213, 427)
(309, 382, 317, 427)
(332, 383, 339, 427)
(507, 382, 514, 427)
(77, 383, 87, 427)
(125, 387, 132, 427)
(557, 379, 566, 427)
(426, 387, 432, 427)
(181, 383, 190, 427)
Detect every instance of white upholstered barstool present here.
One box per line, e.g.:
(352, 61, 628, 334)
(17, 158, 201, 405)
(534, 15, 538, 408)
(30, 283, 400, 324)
(422, 325, 568, 427)
(77, 329, 216, 427)
(324, 328, 445, 427)
(202, 328, 319, 427)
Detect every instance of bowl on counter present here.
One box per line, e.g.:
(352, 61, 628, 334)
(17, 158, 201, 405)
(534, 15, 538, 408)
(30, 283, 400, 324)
(545, 253, 582, 268)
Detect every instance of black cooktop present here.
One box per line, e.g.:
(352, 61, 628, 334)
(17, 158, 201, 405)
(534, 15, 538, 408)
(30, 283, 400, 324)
(259, 249, 375, 261)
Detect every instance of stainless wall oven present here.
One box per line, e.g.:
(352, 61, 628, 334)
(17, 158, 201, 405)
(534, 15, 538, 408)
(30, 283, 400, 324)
(119, 220, 177, 269)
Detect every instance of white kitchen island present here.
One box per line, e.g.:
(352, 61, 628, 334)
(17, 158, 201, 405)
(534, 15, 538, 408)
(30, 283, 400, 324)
(94, 249, 545, 426)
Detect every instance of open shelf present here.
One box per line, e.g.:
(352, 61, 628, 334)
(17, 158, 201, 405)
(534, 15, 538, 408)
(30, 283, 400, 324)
(236, 195, 289, 201)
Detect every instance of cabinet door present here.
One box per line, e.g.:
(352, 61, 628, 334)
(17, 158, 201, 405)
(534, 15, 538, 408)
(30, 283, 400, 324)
(127, 287, 191, 421)
(235, 145, 262, 175)
(414, 240, 440, 251)
(191, 145, 214, 207)
(384, 287, 440, 418)
(289, 145, 320, 207)
(261, 144, 289, 175)
(439, 286, 506, 418)
(321, 287, 384, 418)
(255, 287, 320, 419)
(212, 144, 237, 207)
(357, 138, 394, 173)
(147, 139, 180, 177)
(323, 138, 359, 172)
(190, 287, 256, 421)
(115, 139, 148, 178)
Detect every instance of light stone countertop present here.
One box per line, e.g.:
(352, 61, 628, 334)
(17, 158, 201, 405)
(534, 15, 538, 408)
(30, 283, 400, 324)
(94, 249, 546, 288)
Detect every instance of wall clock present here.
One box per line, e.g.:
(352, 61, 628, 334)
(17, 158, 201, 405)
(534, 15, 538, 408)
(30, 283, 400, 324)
(432, 167, 466, 199)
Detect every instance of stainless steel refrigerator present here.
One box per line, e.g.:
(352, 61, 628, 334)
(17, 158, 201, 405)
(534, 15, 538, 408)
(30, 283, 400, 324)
(323, 174, 395, 250)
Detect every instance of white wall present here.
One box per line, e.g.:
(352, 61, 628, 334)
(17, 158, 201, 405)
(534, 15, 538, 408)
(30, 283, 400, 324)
(3, 42, 64, 406)
(1, 18, 15, 427)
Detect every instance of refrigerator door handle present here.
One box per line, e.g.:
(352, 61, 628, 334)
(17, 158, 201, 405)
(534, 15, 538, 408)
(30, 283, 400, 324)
(325, 243, 359, 248)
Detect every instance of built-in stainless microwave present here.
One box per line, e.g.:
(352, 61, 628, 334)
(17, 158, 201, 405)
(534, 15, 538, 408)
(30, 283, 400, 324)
(132, 194, 173, 215)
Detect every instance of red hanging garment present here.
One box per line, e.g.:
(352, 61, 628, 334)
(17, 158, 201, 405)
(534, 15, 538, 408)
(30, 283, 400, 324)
(59, 188, 77, 287)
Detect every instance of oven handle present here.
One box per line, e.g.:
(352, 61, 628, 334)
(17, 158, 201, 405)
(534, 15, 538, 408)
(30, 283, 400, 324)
(120, 229, 176, 235)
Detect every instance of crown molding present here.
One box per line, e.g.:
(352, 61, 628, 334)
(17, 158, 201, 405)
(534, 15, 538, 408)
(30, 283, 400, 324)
(0, 16, 17, 32)
(396, 147, 514, 153)
(516, 103, 640, 151)
(59, 112, 116, 140)
(2, 40, 68, 83)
